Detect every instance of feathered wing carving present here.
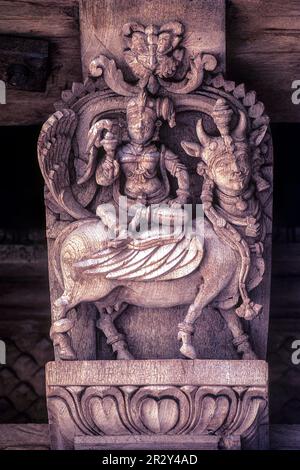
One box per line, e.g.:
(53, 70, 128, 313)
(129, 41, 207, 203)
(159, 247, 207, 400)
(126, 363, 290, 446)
(73, 229, 203, 282)
(38, 109, 93, 220)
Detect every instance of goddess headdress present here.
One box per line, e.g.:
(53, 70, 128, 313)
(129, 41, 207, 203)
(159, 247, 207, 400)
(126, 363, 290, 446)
(126, 90, 176, 128)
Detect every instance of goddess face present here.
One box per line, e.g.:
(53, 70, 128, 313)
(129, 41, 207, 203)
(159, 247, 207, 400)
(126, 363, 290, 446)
(208, 141, 251, 194)
(127, 112, 157, 145)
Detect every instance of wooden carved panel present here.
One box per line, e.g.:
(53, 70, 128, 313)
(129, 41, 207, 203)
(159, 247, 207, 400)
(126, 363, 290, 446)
(46, 359, 268, 450)
(37, 22, 273, 361)
(38, 2, 273, 450)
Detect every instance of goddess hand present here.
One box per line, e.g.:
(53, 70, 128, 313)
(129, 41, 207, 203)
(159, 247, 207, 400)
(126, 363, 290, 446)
(100, 134, 118, 156)
(169, 195, 188, 208)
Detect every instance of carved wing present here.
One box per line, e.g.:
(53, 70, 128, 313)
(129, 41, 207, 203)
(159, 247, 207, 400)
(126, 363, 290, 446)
(38, 109, 92, 219)
(74, 230, 203, 282)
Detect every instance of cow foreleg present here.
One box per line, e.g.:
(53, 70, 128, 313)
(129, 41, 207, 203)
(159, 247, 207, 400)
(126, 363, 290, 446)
(178, 308, 197, 359)
(178, 283, 217, 359)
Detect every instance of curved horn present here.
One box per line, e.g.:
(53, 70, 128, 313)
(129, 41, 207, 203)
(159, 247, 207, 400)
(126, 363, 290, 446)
(196, 118, 211, 147)
(181, 141, 202, 158)
(122, 22, 145, 36)
(159, 21, 184, 36)
(232, 110, 248, 141)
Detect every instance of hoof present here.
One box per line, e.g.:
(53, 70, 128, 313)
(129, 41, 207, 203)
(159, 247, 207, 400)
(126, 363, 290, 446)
(242, 350, 258, 360)
(52, 330, 76, 360)
(50, 318, 74, 338)
(117, 348, 134, 360)
(58, 347, 76, 361)
(180, 344, 197, 359)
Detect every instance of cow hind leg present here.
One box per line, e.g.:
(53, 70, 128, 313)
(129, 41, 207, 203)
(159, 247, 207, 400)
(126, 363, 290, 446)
(95, 302, 134, 360)
(219, 308, 257, 359)
(50, 293, 77, 361)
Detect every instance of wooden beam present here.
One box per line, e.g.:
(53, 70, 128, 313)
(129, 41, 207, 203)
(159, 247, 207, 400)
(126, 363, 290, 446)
(0, 35, 49, 92)
(0, 0, 299, 124)
(79, 0, 225, 79)
(0, 0, 82, 125)
(0, 424, 50, 450)
(0, 0, 79, 38)
(0, 423, 300, 449)
(227, 0, 300, 122)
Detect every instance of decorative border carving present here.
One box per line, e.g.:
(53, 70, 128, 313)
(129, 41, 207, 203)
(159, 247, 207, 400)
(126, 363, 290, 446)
(47, 383, 267, 449)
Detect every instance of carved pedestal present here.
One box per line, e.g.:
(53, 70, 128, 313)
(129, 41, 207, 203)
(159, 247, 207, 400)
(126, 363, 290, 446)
(46, 360, 268, 450)
(39, 0, 273, 450)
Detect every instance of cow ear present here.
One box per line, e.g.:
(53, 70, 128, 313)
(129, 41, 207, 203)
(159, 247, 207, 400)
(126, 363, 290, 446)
(250, 125, 268, 147)
(181, 141, 202, 158)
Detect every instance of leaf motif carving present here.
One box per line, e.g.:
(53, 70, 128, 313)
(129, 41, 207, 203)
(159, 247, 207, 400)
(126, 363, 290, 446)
(140, 397, 179, 434)
(158, 54, 217, 94)
(89, 55, 139, 97)
(47, 384, 268, 449)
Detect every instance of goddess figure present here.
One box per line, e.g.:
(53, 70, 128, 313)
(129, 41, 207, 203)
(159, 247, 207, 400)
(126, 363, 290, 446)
(92, 90, 191, 241)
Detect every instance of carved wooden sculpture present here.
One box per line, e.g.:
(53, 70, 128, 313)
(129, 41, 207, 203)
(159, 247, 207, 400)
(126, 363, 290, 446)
(40, 6, 272, 450)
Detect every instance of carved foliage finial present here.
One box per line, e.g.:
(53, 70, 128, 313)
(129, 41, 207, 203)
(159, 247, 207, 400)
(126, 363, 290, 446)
(88, 21, 217, 96)
(212, 98, 233, 137)
(123, 21, 185, 81)
(127, 90, 176, 128)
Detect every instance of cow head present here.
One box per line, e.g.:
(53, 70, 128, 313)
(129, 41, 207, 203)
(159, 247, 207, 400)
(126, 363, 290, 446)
(182, 98, 267, 196)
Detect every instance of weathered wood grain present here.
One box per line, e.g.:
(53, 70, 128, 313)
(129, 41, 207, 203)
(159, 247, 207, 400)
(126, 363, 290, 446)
(0, 0, 299, 124)
(79, 0, 225, 79)
(0, 0, 79, 38)
(227, 0, 300, 122)
(75, 435, 222, 450)
(46, 359, 268, 449)
(46, 359, 268, 386)
(0, 424, 49, 450)
(270, 424, 300, 450)
(0, 423, 299, 450)
(0, 0, 82, 125)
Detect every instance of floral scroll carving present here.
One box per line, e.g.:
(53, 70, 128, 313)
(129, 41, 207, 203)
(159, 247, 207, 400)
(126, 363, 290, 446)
(89, 22, 217, 96)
